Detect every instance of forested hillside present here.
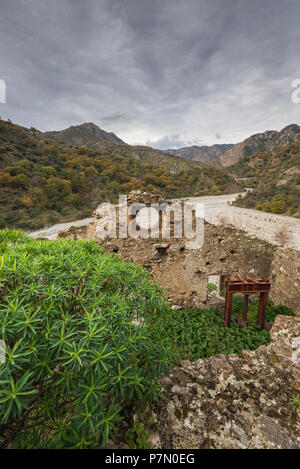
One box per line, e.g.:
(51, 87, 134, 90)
(44, 122, 205, 173)
(232, 141, 300, 217)
(0, 120, 238, 230)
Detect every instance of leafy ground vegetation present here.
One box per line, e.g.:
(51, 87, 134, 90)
(0, 120, 238, 230)
(232, 141, 300, 217)
(0, 230, 294, 448)
(148, 298, 294, 362)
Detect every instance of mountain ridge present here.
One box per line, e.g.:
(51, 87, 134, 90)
(42, 122, 203, 173)
(164, 124, 300, 168)
(165, 144, 234, 166)
(220, 124, 300, 167)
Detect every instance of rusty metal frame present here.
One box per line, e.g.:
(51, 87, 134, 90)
(224, 277, 271, 328)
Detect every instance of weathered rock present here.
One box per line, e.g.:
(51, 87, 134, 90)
(127, 190, 165, 206)
(147, 315, 300, 449)
(207, 295, 225, 312)
(271, 248, 300, 315)
(58, 223, 89, 240)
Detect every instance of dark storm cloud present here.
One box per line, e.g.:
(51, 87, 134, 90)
(101, 112, 127, 123)
(0, 0, 299, 147)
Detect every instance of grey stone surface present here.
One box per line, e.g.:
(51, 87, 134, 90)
(147, 315, 300, 449)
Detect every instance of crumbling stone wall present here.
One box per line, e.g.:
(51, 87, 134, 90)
(271, 248, 300, 315)
(58, 192, 299, 313)
(59, 224, 275, 308)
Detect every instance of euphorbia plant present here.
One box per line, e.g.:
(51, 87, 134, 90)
(0, 230, 173, 448)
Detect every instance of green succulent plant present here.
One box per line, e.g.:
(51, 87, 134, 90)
(0, 230, 173, 448)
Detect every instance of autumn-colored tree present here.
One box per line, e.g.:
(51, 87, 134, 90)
(85, 166, 97, 177)
(21, 195, 34, 208)
(0, 171, 12, 186)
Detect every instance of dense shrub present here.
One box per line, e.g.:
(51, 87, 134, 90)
(0, 231, 173, 448)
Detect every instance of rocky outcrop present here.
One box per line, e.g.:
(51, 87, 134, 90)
(148, 315, 300, 449)
(126, 190, 165, 205)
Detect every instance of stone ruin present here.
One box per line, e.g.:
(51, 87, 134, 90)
(58, 191, 300, 316)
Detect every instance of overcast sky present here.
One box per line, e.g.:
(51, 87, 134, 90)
(0, 0, 299, 149)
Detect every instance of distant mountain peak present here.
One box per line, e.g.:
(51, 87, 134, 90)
(44, 122, 124, 146)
